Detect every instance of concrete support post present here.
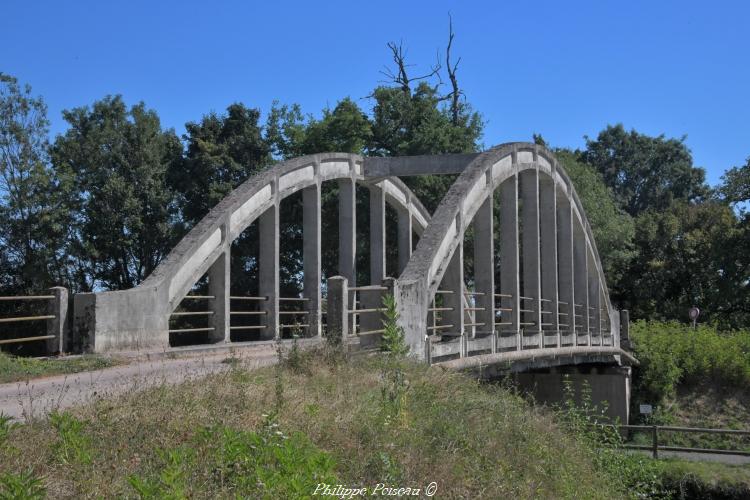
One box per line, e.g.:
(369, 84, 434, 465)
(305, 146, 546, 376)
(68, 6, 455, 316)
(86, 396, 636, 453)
(326, 276, 348, 343)
(369, 185, 386, 284)
(520, 169, 541, 347)
(397, 207, 412, 275)
(338, 178, 356, 285)
(208, 247, 230, 343)
(473, 195, 494, 336)
(442, 240, 464, 342)
(556, 199, 575, 345)
(499, 175, 520, 349)
(588, 252, 601, 344)
(621, 309, 630, 349)
(259, 201, 279, 340)
(573, 223, 589, 345)
(539, 176, 559, 346)
(303, 183, 322, 337)
(46, 286, 68, 354)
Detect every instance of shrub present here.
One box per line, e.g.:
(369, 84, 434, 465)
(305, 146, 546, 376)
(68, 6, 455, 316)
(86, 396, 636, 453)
(379, 294, 408, 356)
(630, 321, 750, 405)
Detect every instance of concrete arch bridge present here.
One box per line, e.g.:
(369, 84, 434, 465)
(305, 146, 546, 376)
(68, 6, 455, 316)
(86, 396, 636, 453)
(74, 143, 636, 420)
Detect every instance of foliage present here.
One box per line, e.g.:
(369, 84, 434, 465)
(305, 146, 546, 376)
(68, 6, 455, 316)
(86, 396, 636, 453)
(582, 124, 709, 217)
(128, 422, 337, 499)
(0, 415, 18, 447)
(555, 149, 636, 292)
(553, 379, 666, 498)
(49, 411, 92, 465)
(0, 73, 70, 294)
(720, 156, 750, 205)
(630, 320, 750, 406)
(0, 470, 45, 500)
(379, 294, 408, 356)
(625, 202, 747, 327)
(174, 103, 273, 226)
(51, 95, 183, 291)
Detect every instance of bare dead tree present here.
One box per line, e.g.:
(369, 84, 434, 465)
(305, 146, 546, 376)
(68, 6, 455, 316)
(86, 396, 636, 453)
(379, 40, 441, 95)
(445, 14, 463, 125)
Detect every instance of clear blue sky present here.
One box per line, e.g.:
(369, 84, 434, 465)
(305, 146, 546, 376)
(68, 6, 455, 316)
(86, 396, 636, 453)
(3, 0, 748, 185)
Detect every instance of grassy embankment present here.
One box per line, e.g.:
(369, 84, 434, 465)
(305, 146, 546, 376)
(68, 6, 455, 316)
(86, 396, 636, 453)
(0, 342, 627, 499)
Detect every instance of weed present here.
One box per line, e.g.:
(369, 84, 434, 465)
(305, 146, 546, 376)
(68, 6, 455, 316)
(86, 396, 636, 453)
(0, 415, 18, 447)
(49, 411, 92, 465)
(0, 470, 46, 500)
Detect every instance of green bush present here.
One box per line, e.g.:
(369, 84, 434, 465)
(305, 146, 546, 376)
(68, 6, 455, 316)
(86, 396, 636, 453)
(631, 321, 750, 404)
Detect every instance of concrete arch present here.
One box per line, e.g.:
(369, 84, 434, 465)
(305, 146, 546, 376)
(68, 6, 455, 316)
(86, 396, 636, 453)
(75, 153, 430, 352)
(395, 143, 615, 358)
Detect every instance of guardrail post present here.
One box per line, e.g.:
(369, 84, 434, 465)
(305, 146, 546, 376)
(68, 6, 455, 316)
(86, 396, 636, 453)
(425, 335, 432, 365)
(652, 425, 658, 459)
(46, 287, 68, 354)
(327, 276, 348, 344)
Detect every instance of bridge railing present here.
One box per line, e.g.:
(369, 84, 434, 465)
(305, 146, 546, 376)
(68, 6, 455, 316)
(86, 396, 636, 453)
(600, 424, 750, 459)
(0, 287, 68, 354)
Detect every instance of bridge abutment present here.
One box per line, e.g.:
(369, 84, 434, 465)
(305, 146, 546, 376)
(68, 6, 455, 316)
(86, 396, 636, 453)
(510, 365, 632, 424)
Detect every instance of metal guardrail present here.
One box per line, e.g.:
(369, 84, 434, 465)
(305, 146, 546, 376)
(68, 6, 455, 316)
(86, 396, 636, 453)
(0, 290, 66, 352)
(602, 424, 750, 458)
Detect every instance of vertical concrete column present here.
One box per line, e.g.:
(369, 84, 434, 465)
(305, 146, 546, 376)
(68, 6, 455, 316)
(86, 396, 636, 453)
(326, 276, 348, 343)
(473, 194, 494, 335)
(259, 199, 279, 340)
(208, 246, 230, 343)
(369, 184, 386, 284)
(573, 222, 589, 345)
(520, 168, 541, 346)
(46, 286, 68, 354)
(397, 206, 412, 275)
(338, 178, 356, 286)
(303, 182, 322, 337)
(588, 255, 601, 344)
(395, 278, 428, 359)
(556, 198, 575, 344)
(539, 176, 559, 345)
(442, 238, 464, 340)
(499, 175, 520, 349)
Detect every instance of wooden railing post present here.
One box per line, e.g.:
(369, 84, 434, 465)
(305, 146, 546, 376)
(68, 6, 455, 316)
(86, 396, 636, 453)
(652, 425, 659, 459)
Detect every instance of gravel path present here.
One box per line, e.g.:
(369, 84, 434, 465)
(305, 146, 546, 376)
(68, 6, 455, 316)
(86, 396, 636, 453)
(0, 350, 279, 421)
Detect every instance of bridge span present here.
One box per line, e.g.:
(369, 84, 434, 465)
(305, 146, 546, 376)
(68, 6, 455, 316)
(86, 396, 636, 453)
(71, 142, 636, 421)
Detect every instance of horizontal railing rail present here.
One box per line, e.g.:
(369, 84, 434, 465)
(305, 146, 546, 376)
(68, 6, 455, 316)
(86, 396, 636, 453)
(597, 424, 750, 459)
(0, 289, 66, 352)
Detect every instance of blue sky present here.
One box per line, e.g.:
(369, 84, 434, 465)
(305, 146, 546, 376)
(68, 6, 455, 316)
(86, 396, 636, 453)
(3, 0, 748, 186)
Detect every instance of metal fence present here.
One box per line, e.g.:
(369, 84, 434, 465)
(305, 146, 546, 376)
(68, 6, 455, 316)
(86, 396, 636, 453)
(0, 287, 68, 354)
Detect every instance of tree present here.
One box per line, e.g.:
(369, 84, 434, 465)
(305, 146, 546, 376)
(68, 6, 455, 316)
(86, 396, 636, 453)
(721, 157, 750, 205)
(0, 73, 70, 293)
(51, 96, 183, 291)
(555, 150, 636, 299)
(267, 98, 371, 160)
(623, 201, 744, 327)
(582, 124, 709, 216)
(174, 103, 273, 226)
